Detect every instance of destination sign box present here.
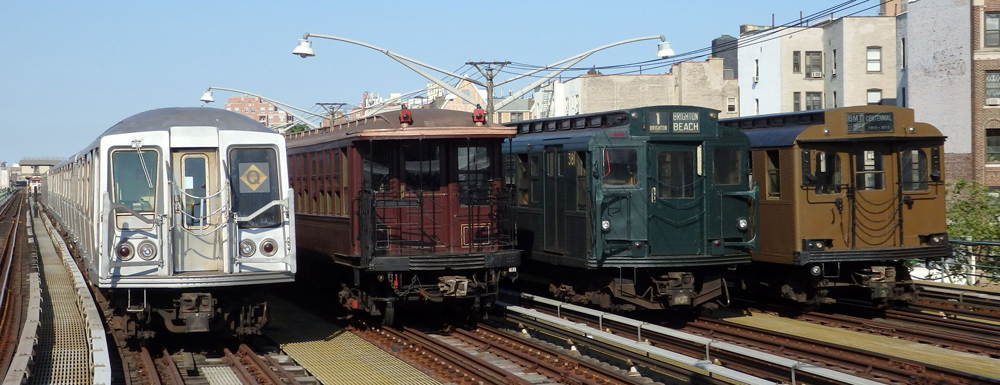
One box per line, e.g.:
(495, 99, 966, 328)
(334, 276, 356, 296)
(847, 112, 893, 133)
(671, 112, 700, 133)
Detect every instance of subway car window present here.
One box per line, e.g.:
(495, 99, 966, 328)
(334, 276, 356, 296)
(360, 146, 391, 192)
(900, 149, 928, 191)
(458, 146, 491, 205)
(402, 142, 441, 192)
(603, 148, 637, 186)
(530, 155, 541, 203)
(713, 147, 741, 185)
(230, 148, 281, 228)
(112, 150, 158, 211)
(575, 152, 588, 211)
(657, 151, 695, 198)
(855, 150, 885, 190)
(766, 150, 780, 198)
(814, 151, 841, 194)
(516, 154, 529, 205)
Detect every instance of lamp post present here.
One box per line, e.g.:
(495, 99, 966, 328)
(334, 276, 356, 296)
(292, 34, 674, 122)
(200, 86, 324, 131)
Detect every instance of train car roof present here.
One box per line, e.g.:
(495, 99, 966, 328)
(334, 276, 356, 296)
(741, 126, 811, 147)
(101, 107, 273, 136)
(285, 109, 514, 150)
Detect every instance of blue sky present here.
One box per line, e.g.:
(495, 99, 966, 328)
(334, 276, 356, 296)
(0, 1, 877, 163)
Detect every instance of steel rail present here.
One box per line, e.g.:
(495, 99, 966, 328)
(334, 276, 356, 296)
(0, 193, 22, 376)
(0, 194, 22, 318)
(453, 325, 642, 385)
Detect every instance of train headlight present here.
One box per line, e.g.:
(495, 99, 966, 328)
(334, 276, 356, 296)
(117, 243, 134, 261)
(260, 239, 277, 256)
(736, 217, 749, 231)
(810, 265, 823, 276)
(137, 241, 157, 261)
(239, 240, 256, 257)
(601, 219, 611, 232)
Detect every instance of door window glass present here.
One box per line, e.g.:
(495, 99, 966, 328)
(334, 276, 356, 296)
(530, 155, 541, 203)
(713, 147, 741, 185)
(182, 156, 207, 227)
(855, 150, 885, 190)
(900, 149, 928, 191)
(603, 148, 637, 186)
(402, 142, 441, 191)
(657, 151, 694, 198)
(458, 146, 491, 205)
(229, 148, 280, 228)
(814, 151, 841, 194)
(574, 152, 588, 211)
(111, 150, 158, 211)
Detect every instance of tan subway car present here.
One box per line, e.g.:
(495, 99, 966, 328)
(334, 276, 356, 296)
(721, 106, 947, 305)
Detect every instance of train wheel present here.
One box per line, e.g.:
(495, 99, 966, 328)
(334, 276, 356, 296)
(381, 301, 395, 327)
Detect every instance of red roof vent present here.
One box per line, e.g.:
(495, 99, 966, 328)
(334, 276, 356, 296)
(399, 105, 413, 126)
(472, 104, 486, 125)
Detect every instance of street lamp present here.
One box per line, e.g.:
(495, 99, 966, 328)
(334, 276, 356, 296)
(292, 33, 672, 122)
(199, 86, 324, 131)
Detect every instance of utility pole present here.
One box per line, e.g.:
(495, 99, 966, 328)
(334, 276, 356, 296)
(316, 102, 348, 126)
(466, 61, 510, 123)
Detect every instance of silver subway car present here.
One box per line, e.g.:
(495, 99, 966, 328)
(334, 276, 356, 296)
(41, 107, 295, 337)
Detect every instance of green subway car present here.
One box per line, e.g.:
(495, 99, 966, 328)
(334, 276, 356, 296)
(504, 106, 756, 310)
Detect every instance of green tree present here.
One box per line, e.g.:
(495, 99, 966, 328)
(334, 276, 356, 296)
(945, 179, 1000, 281)
(284, 123, 311, 133)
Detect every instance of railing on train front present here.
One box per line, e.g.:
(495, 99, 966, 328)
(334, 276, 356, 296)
(358, 184, 515, 264)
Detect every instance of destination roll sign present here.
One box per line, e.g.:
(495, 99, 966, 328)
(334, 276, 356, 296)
(846, 112, 894, 133)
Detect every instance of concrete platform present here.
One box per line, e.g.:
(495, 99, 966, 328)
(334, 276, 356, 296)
(705, 308, 1000, 379)
(264, 297, 440, 385)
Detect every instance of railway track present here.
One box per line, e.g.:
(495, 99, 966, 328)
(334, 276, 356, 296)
(0, 192, 24, 375)
(502, 290, 996, 385)
(355, 323, 651, 385)
(910, 282, 1000, 324)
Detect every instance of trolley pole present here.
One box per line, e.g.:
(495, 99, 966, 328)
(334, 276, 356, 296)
(466, 61, 510, 123)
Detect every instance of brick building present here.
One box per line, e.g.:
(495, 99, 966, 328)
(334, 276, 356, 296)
(973, 0, 1000, 186)
(222, 96, 294, 128)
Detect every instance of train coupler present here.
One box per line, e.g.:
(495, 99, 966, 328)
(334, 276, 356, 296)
(652, 272, 695, 306)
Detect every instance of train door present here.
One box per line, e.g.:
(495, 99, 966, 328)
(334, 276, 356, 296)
(647, 143, 703, 255)
(849, 144, 899, 248)
(543, 146, 564, 253)
(172, 150, 223, 272)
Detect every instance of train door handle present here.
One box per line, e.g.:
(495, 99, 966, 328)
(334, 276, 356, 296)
(650, 187, 657, 203)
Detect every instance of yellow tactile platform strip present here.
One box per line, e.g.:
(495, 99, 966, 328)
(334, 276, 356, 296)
(199, 365, 243, 385)
(28, 217, 92, 385)
(707, 308, 1000, 379)
(264, 297, 440, 385)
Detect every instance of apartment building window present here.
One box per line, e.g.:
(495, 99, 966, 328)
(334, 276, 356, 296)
(988, 123, 1000, 163)
(805, 92, 822, 110)
(867, 47, 882, 72)
(987, 13, 1000, 47)
(755, 59, 759, 77)
(987, 71, 1000, 104)
(901, 87, 906, 107)
(867, 89, 882, 105)
(833, 91, 838, 108)
(793, 92, 801, 112)
(510, 112, 524, 122)
(792, 51, 801, 73)
(901, 38, 906, 69)
(755, 99, 760, 115)
(832, 49, 837, 76)
(805, 51, 822, 77)
(727, 97, 737, 112)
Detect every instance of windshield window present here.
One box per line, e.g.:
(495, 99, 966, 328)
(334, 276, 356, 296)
(403, 142, 441, 191)
(112, 150, 158, 211)
(814, 151, 841, 194)
(901, 149, 928, 191)
(603, 148, 637, 186)
(458, 146, 492, 205)
(713, 147, 741, 185)
(230, 148, 281, 228)
(183, 155, 208, 227)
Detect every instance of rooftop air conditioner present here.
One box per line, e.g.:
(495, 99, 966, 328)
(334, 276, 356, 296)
(752, 76, 760, 83)
(811, 71, 823, 78)
(988, 98, 1000, 106)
